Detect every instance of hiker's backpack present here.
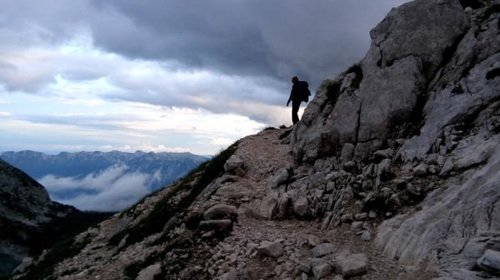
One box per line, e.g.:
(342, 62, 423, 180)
(298, 81, 311, 102)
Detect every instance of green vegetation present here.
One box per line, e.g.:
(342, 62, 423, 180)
(109, 141, 239, 248)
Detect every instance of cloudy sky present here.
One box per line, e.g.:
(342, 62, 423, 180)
(0, 0, 408, 156)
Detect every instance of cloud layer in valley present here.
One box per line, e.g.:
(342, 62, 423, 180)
(40, 164, 156, 211)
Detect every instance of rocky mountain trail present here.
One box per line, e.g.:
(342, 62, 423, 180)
(182, 128, 420, 280)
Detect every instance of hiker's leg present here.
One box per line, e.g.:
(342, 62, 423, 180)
(292, 101, 300, 124)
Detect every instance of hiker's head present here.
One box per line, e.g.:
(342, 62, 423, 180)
(291, 76, 299, 84)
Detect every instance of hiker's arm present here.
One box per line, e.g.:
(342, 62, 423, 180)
(286, 89, 293, 106)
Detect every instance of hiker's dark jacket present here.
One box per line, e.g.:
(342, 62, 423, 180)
(288, 83, 303, 104)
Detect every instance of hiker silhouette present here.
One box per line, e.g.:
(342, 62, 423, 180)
(286, 76, 311, 125)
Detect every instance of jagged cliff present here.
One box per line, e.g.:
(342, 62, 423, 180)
(11, 0, 500, 279)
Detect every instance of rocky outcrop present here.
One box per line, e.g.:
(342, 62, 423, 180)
(292, 0, 470, 163)
(289, 2, 500, 277)
(372, 2, 500, 278)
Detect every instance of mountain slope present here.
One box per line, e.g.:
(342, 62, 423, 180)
(0, 158, 55, 277)
(0, 159, 110, 278)
(12, 0, 500, 279)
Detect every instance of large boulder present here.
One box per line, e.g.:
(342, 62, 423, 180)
(335, 252, 368, 277)
(203, 204, 238, 220)
(477, 249, 500, 274)
(257, 241, 284, 258)
(224, 155, 246, 176)
(311, 243, 336, 258)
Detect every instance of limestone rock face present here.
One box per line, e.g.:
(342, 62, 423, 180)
(292, 0, 469, 163)
(371, 2, 500, 278)
(290, 0, 499, 278)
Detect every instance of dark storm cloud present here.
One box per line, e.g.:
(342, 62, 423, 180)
(0, 0, 409, 126)
(88, 1, 273, 74)
(87, 0, 409, 85)
(0, 0, 409, 87)
(0, 0, 88, 47)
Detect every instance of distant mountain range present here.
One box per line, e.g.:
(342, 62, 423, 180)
(0, 151, 208, 211)
(0, 150, 208, 180)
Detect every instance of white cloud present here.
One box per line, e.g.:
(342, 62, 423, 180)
(0, 86, 267, 155)
(210, 137, 235, 147)
(40, 164, 153, 211)
(40, 164, 127, 192)
(115, 144, 190, 153)
(0, 35, 289, 127)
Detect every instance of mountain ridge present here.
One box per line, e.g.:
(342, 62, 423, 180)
(0, 150, 208, 179)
